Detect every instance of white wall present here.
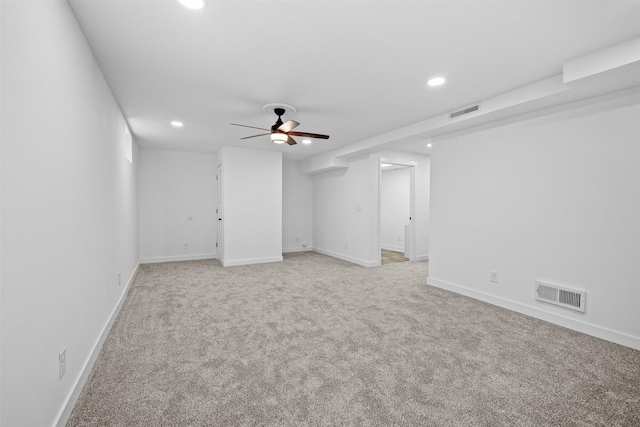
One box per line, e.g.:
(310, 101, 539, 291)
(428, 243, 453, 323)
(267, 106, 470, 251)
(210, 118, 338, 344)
(313, 157, 377, 266)
(381, 167, 411, 252)
(1, 1, 140, 425)
(312, 152, 430, 266)
(283, 160, 313, 252)
(218, 147, 282, 266)
(138, 148, 217, 263)
(428, 90, 640, 349)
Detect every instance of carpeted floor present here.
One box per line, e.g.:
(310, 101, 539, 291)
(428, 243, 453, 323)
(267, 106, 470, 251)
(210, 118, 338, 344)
(67, 252, 640, 426)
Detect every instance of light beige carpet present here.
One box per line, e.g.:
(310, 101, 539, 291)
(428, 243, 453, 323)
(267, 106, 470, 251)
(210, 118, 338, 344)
(68, 252, 640, 426)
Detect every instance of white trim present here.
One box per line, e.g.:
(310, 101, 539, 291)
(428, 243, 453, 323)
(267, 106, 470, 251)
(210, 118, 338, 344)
(221, 255, 283, 267)
(140, 253, 217, 264)
(313, 247, 379, 267)
(54, 263, 140, 427)
(411, 254, 429, 262)
(427, 276, 640, 350)
(282, 247, 313, 254)
(380, 244, 404, 252)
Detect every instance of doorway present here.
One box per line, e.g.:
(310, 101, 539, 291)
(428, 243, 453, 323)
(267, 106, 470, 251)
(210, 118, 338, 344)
(379, 160, 415, 265)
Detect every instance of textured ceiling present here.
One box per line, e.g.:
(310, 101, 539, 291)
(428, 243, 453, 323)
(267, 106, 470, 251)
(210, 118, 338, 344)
(69, 0, 640, 161)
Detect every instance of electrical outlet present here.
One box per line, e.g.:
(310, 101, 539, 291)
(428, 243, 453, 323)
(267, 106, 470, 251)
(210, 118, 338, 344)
(59, 348, 66, 379)
(345, 242, 348, 249)
(118, 272, 121, 286)
(184, 243, 188, 249)
(398, 236, 402, 242)
(490, 270, 499, 283)
(295, 237, 300, 243)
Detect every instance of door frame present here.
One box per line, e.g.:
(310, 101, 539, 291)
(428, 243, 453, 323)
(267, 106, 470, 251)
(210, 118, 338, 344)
(216, 163, 224, 264)
(377, 158, 416, 265)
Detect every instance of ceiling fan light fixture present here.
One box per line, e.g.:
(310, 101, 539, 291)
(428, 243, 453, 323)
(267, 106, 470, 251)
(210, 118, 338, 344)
(271, 133, 288, 144)
(178, 0, 206, 10)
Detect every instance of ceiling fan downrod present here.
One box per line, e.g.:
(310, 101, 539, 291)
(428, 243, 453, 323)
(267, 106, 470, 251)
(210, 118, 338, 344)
(271, 108, 286, 131)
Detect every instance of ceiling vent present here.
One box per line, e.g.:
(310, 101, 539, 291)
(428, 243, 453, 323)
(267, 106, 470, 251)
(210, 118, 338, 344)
(450, 104, 480, 119)
(535, 281, 586, 313)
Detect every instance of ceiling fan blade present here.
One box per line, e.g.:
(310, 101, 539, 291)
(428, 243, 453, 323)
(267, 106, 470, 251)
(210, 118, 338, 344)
(288, 131, 330, 140)
(240, 133, 271, 140)
(286, 136, 297, 145)
(230, 123, 271, 132)
(278, 120, 299, 133)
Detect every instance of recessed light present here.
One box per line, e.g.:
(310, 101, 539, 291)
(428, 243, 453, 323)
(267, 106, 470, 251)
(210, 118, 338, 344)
(178, 0, 206, 10)
(171, 121, 184, 127)
(427, 77, 446, 87)
(427, 143, 432, 148)
(302, 139, 312, 145)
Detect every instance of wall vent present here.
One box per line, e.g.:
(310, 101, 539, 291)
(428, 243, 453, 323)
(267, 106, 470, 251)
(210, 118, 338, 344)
(535, 281, 586, 313)
(450, 104, 480, 119)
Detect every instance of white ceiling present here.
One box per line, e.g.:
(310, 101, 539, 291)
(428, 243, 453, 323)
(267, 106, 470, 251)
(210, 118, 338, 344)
(68, 0, 640, 161)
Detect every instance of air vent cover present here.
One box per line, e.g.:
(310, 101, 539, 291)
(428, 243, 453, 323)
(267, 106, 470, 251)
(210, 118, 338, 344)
(450, 104, 480, 119)
(535, 281, 586, 312)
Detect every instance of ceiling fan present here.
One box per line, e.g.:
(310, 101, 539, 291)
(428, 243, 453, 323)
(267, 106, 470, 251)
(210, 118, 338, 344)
(231, 104, 329, 146)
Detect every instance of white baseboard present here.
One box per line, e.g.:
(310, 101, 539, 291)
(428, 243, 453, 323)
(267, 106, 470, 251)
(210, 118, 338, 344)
(221, 255, 283, 267)
(313, 247, 379, 267)
(140, 253, 217, 264)
(427, 276, 640, 350)
(381, 244, 404, 252)
(54, 263, 140, 427)
(282, 247, 313, 254)
(411, 254, 429, 262)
